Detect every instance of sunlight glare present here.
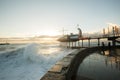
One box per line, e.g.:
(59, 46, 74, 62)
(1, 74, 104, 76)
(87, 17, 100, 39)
(42, 30, 59, 36)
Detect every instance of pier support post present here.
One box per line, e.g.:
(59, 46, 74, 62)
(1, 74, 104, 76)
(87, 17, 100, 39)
(68, 42, 70, 48)
(68, 41, 70, 48)
(75, 41, 76, 47)
(112, 40, 116, 47)
(78, 41, 80, 47)
(72, 41, 73, 48)
(88, 38, 90, 47)
(108, 42, 111, 50)
(101, 42, 105, 54)
(82, 39, 83, 47)
(98, 38, 100, 46)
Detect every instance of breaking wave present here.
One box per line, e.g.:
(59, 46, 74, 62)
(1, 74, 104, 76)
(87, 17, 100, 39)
(0, 43, 75, 80)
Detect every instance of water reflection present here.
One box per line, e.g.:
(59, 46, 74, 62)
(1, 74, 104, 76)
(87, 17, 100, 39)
(104, 49, 120, 71)
(76, 48, 120, 80)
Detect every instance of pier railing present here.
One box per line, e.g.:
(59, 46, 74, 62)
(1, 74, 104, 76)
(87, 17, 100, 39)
(66, 35, 120, 48)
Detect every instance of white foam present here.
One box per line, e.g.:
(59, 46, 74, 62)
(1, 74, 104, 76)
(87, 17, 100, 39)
(0, 43, 75, 80)
(23, 43, 45, 63)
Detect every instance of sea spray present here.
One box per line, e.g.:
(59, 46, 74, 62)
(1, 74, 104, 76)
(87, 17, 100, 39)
(23, 43, 45, 63)
(0, 43, 76, 80)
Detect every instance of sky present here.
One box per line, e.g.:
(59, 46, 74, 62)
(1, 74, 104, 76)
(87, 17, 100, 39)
(0, 0, 120, 37)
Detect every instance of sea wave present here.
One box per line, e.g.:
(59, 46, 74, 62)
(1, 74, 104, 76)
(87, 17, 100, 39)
(0, 43, 75, 80)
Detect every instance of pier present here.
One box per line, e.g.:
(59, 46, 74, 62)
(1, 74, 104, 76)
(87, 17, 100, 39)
(40, 26, 120, 80)
(66, 26, 120, 48)
(66, 35, 120, 48)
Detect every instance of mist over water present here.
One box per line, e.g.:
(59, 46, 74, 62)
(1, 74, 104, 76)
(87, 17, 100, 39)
(0, 42, 75, 80)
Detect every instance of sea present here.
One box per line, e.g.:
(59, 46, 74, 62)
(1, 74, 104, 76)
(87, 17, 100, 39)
(0, 38, 76, 80)
(0, 37, 119, 80)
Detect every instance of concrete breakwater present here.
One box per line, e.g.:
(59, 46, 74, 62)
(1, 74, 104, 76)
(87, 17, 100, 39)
(40, 47, 100, 80)
(40, 46, 120, 80)
(40, 48, 85, 80)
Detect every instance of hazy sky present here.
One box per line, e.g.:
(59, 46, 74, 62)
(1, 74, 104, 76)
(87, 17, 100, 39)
(0, 0, 120, 37)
